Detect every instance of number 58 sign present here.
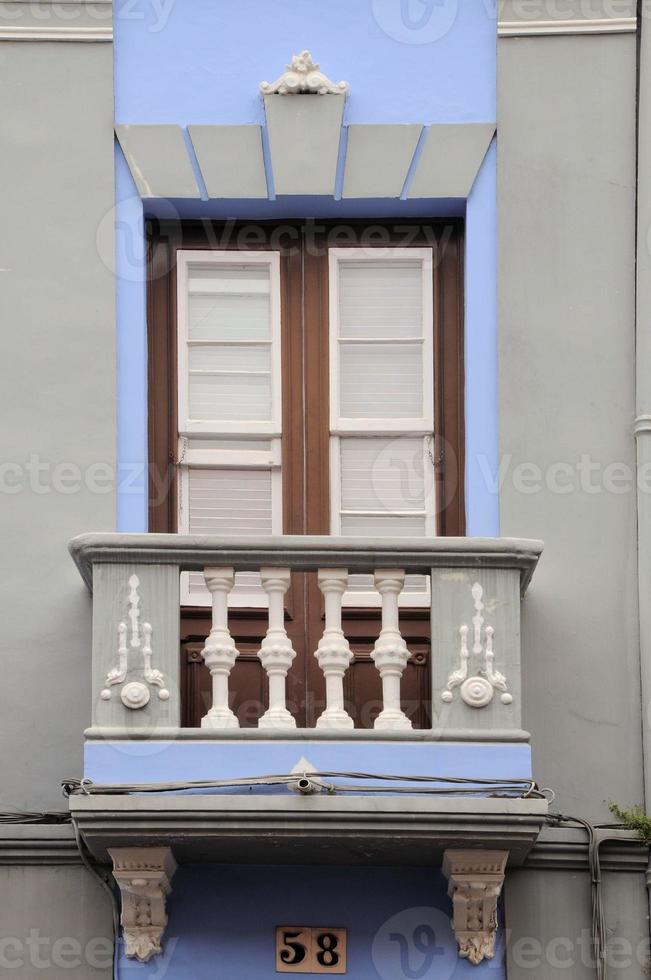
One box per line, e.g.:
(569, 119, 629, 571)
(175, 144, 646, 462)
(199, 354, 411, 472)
(276, 926, 347, 974)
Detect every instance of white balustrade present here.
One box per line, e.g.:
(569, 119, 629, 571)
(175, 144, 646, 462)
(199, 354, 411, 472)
(371, 569, 413, 731)
(191, 561, 516, 733)
(314, 568, 354, 730)
(75, 531, 537, 738)
(258, 567, 297, 729)
(200, 567, 239, 729)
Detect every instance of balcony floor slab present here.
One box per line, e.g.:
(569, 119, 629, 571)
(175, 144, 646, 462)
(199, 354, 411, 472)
(70, 793, 548, 867)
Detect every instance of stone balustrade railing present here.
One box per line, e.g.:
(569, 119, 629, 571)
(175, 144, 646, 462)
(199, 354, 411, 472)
(69, 534, 542, 740)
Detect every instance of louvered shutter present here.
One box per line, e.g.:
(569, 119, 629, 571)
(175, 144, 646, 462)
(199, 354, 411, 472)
(328, 249, 436, 604)
(177, 252, 282, 605)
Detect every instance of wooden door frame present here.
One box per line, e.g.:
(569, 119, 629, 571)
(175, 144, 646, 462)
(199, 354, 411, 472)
(148, 218, 465, 727)
(147, 217, 465, 537)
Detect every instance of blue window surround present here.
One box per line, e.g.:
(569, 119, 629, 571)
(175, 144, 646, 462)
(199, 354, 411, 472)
(114, 1, 499, 535)
(115, 143, 498, 536)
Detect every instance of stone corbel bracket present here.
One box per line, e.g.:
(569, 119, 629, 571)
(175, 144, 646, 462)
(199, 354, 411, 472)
(442, 849, 508, 965)
(260, 50, 348, 95)
(109, 847, 177, 962)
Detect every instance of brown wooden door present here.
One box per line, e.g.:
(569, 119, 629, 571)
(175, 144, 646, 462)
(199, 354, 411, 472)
(149, 220, 464, 729)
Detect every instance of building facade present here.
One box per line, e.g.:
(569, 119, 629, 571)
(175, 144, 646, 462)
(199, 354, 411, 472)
(0, 0, 649, 977)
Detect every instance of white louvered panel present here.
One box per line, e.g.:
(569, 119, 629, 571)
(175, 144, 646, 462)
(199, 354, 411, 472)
(346, 573, 428, 597)
(188, 344, 270, 373)
(340, 342, 423, 419)
(338, 435, 429, 601)
(187, 438, 272, 452)
(188, 294, 270, 342)
(188, 265, 271, 293)
(340, 514, 426, 536)
(187, 570, 262, 601)
(188, 468, 273, 535)
(186, 467, 273, 602)
(340, 436, 425, 512)
(339, 260, 423, 338)
(188, 264, 271, 343)
(189, 373, 272, 422)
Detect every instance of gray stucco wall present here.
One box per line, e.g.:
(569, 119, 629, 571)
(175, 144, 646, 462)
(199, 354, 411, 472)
(505, 865, 649, 979)
(0, 864, 113, 978)
(497, 32, 642, 820)
(0, 40, 115, 810)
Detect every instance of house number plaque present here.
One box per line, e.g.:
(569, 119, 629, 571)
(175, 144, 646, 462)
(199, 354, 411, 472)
(276, 926, 347, 974)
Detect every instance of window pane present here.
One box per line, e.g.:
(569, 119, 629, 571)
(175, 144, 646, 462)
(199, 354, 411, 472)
(340, 514, 426, 536)
(339, 342, 423, 418)
(188, 344, 270, 373)
(188, 468, 273, 535)
(188, 264, 270, 342)
(187, 438, 272, 451)
(339, 260, 422, 339)
(186, 466, 272, 603)
(340, 436, 426, 512)
(189, 373, 271, 421)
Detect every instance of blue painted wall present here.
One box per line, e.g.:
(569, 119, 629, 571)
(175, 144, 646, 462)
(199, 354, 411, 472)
(84, 739, 532, 785)
(112, 0, 499, 534)
(114, 1, 496, 126)
(116, 864, 506, 979)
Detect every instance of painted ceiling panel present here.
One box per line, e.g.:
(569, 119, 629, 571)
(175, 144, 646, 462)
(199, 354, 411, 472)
(116, 124, 200, 199)
(342, 124, 422, 199)
(409, 124, 496, 199)
(189, 125, 267, 199)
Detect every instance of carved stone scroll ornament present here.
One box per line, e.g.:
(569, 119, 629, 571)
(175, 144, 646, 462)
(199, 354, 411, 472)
(442, 850, 508, 966)
(260, 50, 349, 95)
(441, 582, 512, 708)
(109, 848, 177, 962)
(100, 574, 170, 709)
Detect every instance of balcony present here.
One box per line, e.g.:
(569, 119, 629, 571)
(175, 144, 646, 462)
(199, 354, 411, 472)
(68, 532, 547, 853)
(69, 532, 542, 743)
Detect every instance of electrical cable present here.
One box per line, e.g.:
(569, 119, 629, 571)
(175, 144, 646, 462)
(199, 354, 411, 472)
(0, 810, 71, 824)
(543, 812, 647, 980)
(62, 772, 543, 798)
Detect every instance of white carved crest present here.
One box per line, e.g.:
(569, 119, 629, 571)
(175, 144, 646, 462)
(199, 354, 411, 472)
(441, 583, 513, 708)
(260, 50, 349, 95)
(100, 575, 170, 709)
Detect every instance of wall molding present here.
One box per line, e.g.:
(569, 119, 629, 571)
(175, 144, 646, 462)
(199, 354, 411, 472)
(0, 0, 112, 41)
(499, 17, 636, 36)
(523, 827, 648, 872)
(0, 825, 81, 865)
(0, 24, 112, 41)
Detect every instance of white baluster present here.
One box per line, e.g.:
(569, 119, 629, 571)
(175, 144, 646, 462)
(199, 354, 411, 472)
(258, 568, 297, 729)
(314, 568, 354, 730)
(371, 569, 413, 731)
(200, 567, 239, 730)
